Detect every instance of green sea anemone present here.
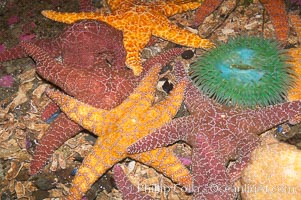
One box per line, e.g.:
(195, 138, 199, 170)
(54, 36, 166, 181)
(190, 36, 295, 108)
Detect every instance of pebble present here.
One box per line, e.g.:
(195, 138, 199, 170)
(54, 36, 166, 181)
(181, 50, 194, 59)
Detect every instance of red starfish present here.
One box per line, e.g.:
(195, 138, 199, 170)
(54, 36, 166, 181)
(193, 0, 224, 27)
(21, 40, 185, 175)
(0, 18, 127, 120)
(0, 20, 126, 69)
(113, 164, 154, 200)
(128, 61, 301, 199)
(260, 0, 289, 45)
(0, 0, 122, 66)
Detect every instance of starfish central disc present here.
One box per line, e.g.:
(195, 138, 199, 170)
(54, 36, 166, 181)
(47, 63, 190, 200)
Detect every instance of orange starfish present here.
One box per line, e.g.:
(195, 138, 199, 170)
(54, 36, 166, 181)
(42, 0, 214, 76)
(260, 0, 289, 45)
(47, 64, 190, 199)
(287, 14, 301, 101)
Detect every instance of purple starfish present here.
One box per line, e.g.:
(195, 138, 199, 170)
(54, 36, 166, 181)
(113, 165, 154, 200)
(127, 61, 301, 199)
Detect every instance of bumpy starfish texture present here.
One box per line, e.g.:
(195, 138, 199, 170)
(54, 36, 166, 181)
(260, 0, 289, 45)
(127, 61, 301, 199)
(113, 165, 154, 200)
(47, 64, 191, 200)
(287, 14, 301, 101)
(78, 0, 96, 12)
(0, 20, 126, 70)
(0, 0, 123, 66)
(193, 0, 224, 27)
(0, 19, 126, 122)
(42, 0, 214, 75)
(21, 40, 185, 175)
(16, 20, 126, 174)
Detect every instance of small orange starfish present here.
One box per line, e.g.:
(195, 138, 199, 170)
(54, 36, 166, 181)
(47, 64, 190, 199)
(42, 0, 214, 75)
(287, 14, 301, 101)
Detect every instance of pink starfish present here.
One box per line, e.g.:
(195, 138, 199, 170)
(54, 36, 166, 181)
(127, 61, 301, 199)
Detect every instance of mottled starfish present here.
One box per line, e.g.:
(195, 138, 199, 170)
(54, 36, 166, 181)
(46, 63, 191, 199)
(113, 164, 154, 200)
(287, 14, 301, 101)
(193, 0, 224, 27)
(1, 19, 126, 120)
(42, 0, 214, 75)
(260, 0, 289, 45)
(0, 0, 125, 68)
(0, 0, 125, 122)
(127, 61, 301, 199)
(21, 40, 185, 175)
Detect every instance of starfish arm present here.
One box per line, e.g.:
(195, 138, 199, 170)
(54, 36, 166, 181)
(20, 41, 73, 90)
(126, 64, 161, 102)
(174, 61, 212, 113)
(106, 64, 161, 119)
(260, 0, 289, 45)
(41, 102, 60, 122)
(34, 38, 62, 58)
(113, 165, 154, 200)
(288, 48, 301, 101)
(235, 100, 301, 135)
(68, 139, 191, 199)
(29, 113, 82, 175)
(192, 135, 234, 200)
(152, 20, 214, 49)
(287, 15, 301, 101)
(0, 45, 27, 62)
(41, 10, 111, 24)
(107, 0, 135, 12)
(160, 1, 201, 17)
(0, 38, 60, 62)
(47, 90, 110, 135)
(66, 136, 125, 200)
(193, 0, 224, 27)
(78, 0, 95, 12)
(122, 29, 152, 76)
(130, 147, 192, 189)
(127, 116, 194, 154)
(225, 133, 260, 181)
